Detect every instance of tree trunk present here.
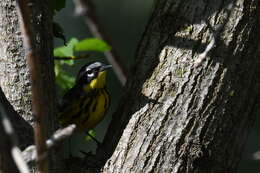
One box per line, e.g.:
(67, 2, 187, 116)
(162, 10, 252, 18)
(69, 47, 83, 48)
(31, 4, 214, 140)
(0, 0, 33, 124)
(100, 0, 260, 172)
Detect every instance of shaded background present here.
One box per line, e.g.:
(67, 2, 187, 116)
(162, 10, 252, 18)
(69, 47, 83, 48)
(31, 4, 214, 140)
(54, 1, 260, 172)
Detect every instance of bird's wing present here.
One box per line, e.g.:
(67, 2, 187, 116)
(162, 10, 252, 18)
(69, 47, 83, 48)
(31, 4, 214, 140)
(59, 85, 82, 111)
(58, 85, 94, 127)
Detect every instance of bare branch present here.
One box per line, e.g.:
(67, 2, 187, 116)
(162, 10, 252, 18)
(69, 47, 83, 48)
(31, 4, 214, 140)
(16, 0, 49, 172)
(54, 54, 90, 60)
(22, 124, 76, 163)
(73, 0, 128, 85)
(46, 124, 76, 149)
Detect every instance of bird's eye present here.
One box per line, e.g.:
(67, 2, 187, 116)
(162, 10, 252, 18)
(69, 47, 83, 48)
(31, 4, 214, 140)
(86, 70, 94, 77)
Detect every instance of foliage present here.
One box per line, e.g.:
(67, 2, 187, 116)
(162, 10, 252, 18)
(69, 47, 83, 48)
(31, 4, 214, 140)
(54, 37, 111, 93)
(75, 38, 111, 52)
(85, 130, 96, 141)
(51, 1, 111, 140)
(54, 38, 78, 93)
(50, 0, 111, 93)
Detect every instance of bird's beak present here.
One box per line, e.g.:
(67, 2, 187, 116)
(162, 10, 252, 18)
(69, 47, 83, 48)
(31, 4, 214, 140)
(100, 64, 112, 71)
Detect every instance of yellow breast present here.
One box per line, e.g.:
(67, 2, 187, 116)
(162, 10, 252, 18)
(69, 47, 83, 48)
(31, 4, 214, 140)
(78, 89, 110, 131)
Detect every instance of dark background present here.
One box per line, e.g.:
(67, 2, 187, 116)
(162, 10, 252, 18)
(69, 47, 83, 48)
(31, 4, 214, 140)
(54, 1, 260, 172)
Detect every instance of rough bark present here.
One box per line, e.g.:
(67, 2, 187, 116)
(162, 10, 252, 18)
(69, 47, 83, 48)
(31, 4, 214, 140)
(0, 0, 32, 124)
(0, 1, 33, 171)
(99, 0, 260, 172)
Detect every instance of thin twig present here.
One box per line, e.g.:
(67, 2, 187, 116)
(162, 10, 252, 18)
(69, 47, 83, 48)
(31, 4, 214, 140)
(0, 90, 30, 173)
(46, 124, 76, 148)
(22, 124, 76, 163)
(54, 54, 90, 60)
(16, 0, 49, 173)
(193, 3, 234, 68)
(73, 0, 128, 85)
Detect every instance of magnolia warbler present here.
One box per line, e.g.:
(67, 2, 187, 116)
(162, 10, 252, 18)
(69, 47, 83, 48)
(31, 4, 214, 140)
(58, 62, 111, 134)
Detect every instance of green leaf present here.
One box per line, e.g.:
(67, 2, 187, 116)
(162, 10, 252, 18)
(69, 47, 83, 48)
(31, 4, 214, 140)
(55, 60, 75, 94)
(85, 130, 96, 141)
(54, 38, 79, 66)
(54, 61, 61, 77)
(74, 38, 111, 52)
(54, 38, 79, 57)
(56, 70, 75, 92)
(60, 59, 74, 66)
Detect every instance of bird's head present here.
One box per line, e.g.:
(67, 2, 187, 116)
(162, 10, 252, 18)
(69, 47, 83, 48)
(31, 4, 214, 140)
(76, 62, 112, 90)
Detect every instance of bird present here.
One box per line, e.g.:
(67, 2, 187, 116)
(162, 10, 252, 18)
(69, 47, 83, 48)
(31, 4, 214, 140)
(58, 62, 112, 135)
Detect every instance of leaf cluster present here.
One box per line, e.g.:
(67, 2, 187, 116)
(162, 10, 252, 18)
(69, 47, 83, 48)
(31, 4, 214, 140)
(54, 38, 111, 93)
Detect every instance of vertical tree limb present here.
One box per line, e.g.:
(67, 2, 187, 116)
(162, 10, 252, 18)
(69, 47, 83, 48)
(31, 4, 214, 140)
(16, 0, 49, 172)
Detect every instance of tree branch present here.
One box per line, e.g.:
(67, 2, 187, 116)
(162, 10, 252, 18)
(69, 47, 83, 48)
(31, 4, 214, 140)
(16, 1, 49, 173)
(0, 86, 75, 170)
(22, 124, 76, 163)
(54, 54, 90, 60)
(73, 0, 128, 85)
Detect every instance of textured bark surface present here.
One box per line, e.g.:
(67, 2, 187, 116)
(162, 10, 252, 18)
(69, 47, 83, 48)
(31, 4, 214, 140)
(0, 0, 32, 123)
(100, 0, 260, 172)
(0, 1, 33, 171)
